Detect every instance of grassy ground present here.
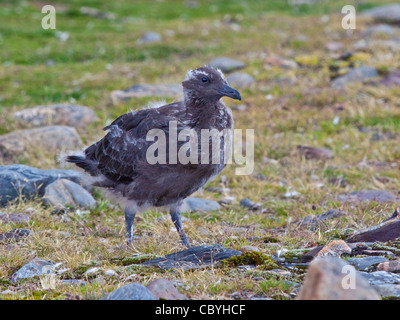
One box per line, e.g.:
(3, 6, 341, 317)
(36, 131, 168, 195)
(1, 0, 400, 300)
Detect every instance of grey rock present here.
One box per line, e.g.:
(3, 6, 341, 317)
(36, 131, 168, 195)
(297, 145, 334, 160)
(379, 71, 400, 87)
(361, 24, 397, 37)
(13, 104, 99, 128)
(0, 228, 30, 242)
(146, 278, 188, 300)
(0, 126, 81, 161)
(102, 283, 157, 300)
(138, 31, 162, 44)
(111, 84, 182, 102)
(337, 190, 397, 203)
(348, 256, 389, 271)
(10, 258, 58, 282)
(325, 41, 344, 52)
(331, 66, 379, 89)
(183, 197, 221, 212)
(360, 271, 400, 298)
(141, 244, 241, 270)
(0, 213, 30, 224)
(209, 57, 245, 72)
(239, 198, 255, 208)
(226, 72, 255, 88)
(0, 164, 83, 207)
(43, 178, 96, 210)
(362, 4, 400, 24)
(79, 6, 115, 19)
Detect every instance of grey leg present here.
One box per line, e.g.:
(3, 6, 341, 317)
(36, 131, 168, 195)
(124, 208, 136, 245)
(170, 208, 190, 248)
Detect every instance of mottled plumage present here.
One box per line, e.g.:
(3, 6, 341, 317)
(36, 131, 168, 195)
(66, 67, 241, 247)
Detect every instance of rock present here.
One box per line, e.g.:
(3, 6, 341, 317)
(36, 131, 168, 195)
(0, 228, 30, 242)
(0, 164, 83, 207)
(331, 66, 379, 89)
(183, 197, 221, 212)
(43, 179, 96, 210)
(146, 278, 187, 300)
(297, 145, 334, 160)
(377, 260, 400, 273)
(239, 198, 254, 208)
(0, 126, 81, 161)
(226, 72, 255, 88)
(360, 271, 400, 298)
(104, 269, 118, 276)
(13, 104, 99, 128)
(138, 32, 162, 44)
(348, 256, 389, 271)
(0, 213, 30, 224)
(141, 244, 241, 271)
(264, 55, 298, 69)
(379, 71, 400, 87)
(361, 24, 397, 37)
(362, 4, 400, 24)
(315, 240, 351, 258)
(102, 283, 157, 300)
(111, 84, 182, 102)
(10, 258, 58, 282)
(296, 257, 381, 300)
(346, 207, 400, 243)
(325, 41, 344, 52)
(337, 190, 398, 204)
(298, 209, 348, 230)
(79, 6, 115, 19)
(208, 57, 245, 72)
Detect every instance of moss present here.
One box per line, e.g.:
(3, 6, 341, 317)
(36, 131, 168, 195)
(221, 252, 280, 270)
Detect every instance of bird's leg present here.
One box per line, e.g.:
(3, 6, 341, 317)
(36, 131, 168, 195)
(170, 208, 191, 248)
(124, 208, 136, 245)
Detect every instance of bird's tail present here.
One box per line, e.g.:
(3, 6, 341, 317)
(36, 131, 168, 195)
(65, 154, 100, 176)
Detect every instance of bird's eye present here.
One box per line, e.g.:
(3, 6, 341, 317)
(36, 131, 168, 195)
(201, 77, 208, 83)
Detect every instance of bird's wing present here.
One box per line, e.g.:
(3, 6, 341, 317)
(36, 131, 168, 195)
(85, 102, 187, 185)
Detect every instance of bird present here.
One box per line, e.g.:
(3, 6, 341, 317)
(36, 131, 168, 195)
(65, 66, 241, 247)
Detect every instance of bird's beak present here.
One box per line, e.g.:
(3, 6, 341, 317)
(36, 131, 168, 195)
(217, 84, 242, 101)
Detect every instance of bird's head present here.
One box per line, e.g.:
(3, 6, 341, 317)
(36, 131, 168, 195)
(182, 66, 241, 105)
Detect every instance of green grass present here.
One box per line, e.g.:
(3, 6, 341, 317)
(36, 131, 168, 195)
(0, 0, 400, 300)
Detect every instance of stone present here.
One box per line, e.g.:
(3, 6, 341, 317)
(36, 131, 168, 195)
(296, 257, 381, 300)
(102, 283, 157, 300)
(325, 41, 344, 52)
(0, 213, 30, 224)
(208, 57, 245, 72)
(379, 71, 400, 87)
(10, 258, 58, 282)
(183, 197, 221, 212)
(146, 278, 187, 300)
(361, 4, 400, 24)
(13, 104, 99, 128)
(0, 126, 81, 162)
(361, 24, 396, 37)
(337, 190, 398, 204)
(297, 145, 334, 160)
(239, 245, 260, 253)
(264, 55, 298, 69)
(43, 179, 96, 210)
(346, 208, 400, 242)
(79, 6, 115, 19)
(0, 228, 30, 242)
(331, 66, 379, 89)
(226, 72, 255, 88)
(315, 240, 351, 258)
(138, 32, 162, 44)
(239, 198, 255, 208)
(348, 256, 389, 271)
(0, 164, 83, 207)
(141, 244, 241, 270)
(360, 271, 400, 298)
(377, 260, 400, 273)
(111, 84, 182, 102)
